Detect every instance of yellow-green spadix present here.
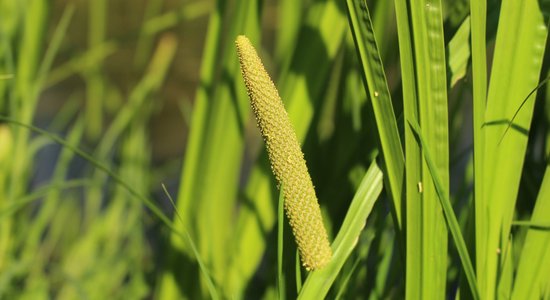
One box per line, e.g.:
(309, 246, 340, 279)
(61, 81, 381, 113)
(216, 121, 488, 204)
(235, 35, 332, 270)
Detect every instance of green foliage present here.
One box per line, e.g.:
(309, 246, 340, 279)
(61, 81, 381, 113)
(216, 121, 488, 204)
(0, 0, 549, 299)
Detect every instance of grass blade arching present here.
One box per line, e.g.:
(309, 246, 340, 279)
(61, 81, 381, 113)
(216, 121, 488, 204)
(298, 161, 383, 299)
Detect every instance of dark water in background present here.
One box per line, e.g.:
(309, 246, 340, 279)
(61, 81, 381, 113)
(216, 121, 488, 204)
(40, 0, 211, 161)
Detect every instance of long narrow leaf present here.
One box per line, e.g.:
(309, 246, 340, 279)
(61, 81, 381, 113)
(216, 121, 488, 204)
(298, 161, 383, 299)
(392, 0, 423, 297)
(470, 0, 488, 296)
(480, 1, 548, 297)
(408, 120, 480, 300)
(512, 164, 550, 299)
(408, 0, 450, 297)
(346, 0, 404, 231)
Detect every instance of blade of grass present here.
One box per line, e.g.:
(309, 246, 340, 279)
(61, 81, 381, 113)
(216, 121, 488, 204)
(334, 255, 361, 300)
(408, 0, 450, 297)
(133, 0, 164, 68)
(448, 16, 470, 87)
(141, 2, 212, 37)
(44, 41, 118, 88)
(372, 0, 396, 61)
(0, 0, 18, 111)
(0, 179, 94, 219)
(10, 0, 64, 198)
(162, 184, 219, 300)
(346, 0, 404, 232)
(469, 0, 487, 295)
(279, 0, 348, 139)
(408, 119, 480, 300)
(85, 0, 106, 139)
(498, 237, 514, 299)
(392, 0, 423, 297)
(298, 161, 383, 299)
(0, 4, 70, 271)
(499, 76, 550, 145)
(34, 5, 74, 94)
(275, 0, 303, 71)
(480, 1, 548, 297)
(15, 0, 47, 101)
(0, 25, 15, 114)
(372, 223, 396, 298)
(512, 221, 550, 230)
(511, 164, 550, 299)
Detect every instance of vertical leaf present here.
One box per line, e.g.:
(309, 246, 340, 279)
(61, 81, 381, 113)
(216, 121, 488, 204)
(346, 0, 404, 232)
(85, 0, 107, 139)
(408, 120, 480, 300)
(298, 161, 383, 299)
(469, 0, 487, 296)
(480, 1, 548, 298)
(512, 164, 550, 299)
(392, 0, 423, 298)
(408, 0, 449, 298)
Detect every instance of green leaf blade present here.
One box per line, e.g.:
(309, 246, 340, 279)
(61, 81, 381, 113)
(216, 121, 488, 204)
(298, 161, 383, 299)
(408, 0, 450, 298)
(480, 1, 548, 298)
(346, 0, 404, 232)
(512, 164, 550, 299)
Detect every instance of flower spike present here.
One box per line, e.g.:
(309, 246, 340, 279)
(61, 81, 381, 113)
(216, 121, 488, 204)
(236, 35, 332, 270)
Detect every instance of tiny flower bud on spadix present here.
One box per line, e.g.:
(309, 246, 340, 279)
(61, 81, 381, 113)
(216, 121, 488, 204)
(235, 35, 332, 270)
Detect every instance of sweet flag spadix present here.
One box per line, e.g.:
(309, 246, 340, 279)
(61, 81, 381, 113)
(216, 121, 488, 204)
(235, 35, 332, 270)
